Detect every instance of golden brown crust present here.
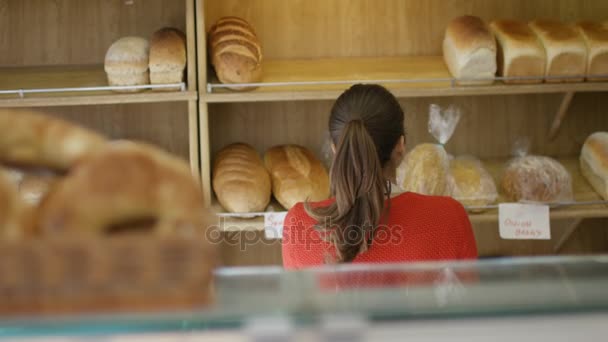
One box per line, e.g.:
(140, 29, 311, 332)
(264, 145, 330, 210)
(36, 141, 207, 236)
(446, 16, 496, 51)
(576, 21, 608, 81)
(212, 143, 271, 213)
(0, 109, 107, 171)
(209, 17, 263, 88)
(501, 156, 572, 202)
(530, 20, 581, 42)
(399, 144, 449, 196)
(149, 27, 187, 73)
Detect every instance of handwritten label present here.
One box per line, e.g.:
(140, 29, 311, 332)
(264, 212, 288, 240)
(499, 203, 550, 240)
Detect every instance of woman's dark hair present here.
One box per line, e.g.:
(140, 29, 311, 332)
(305, 84, 405, 263)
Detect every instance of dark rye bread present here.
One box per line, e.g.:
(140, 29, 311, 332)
(209, 16, 263, 90)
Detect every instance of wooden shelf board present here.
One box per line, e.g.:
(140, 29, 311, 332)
(0, 65, 196, 107)
(213, 158, 608, 232)
(203, 56, 608, 103)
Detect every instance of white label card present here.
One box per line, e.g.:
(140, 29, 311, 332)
(264, 212, 288, 240)
(498, 203, 551, 240)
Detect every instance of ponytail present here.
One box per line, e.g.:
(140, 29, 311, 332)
(305, 119, 390, 263)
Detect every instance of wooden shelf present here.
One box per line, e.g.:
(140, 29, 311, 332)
(203, 56, 608, 103)
(0, 65, 197, 107)
(213, 158, 608, 232)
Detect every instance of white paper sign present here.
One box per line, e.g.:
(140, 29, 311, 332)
(264, 211, 288, 240)
(498, 203, 551, 240)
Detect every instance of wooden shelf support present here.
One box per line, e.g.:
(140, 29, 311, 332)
(548, 92, 575, 141)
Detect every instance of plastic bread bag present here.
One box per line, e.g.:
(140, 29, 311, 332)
(397, 104, 461, 195)
(447, 155, 498, 211)
(501, 137, 573, 203)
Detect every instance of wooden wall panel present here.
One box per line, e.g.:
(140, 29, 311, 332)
(0, 0, 186, 66)
(209, 92, 608, 161)
(37, 103, 190, 160)
(204, 0, 608, 59)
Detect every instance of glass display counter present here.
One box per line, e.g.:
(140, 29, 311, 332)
(2, 256, 608, 340)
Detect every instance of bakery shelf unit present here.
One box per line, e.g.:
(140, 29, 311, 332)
(0, 0, 200, 175)
(198, 0, 608, 265)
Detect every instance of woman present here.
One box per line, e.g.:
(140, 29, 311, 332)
(282, 84, 477, 269)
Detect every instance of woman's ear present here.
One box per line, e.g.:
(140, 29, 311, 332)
(391, 135, 406, 164)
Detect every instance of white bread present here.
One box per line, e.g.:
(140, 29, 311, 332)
(576, 21, 608, 81)
(213, 143, 271, 213)
(502, 155, 573, 202)
(448, 156, 497, 209)
(490, 20, 546, 84)
(580, 132, 608, 200)
(209, 17, 263, 90)
(398, 143, 450, 196)
(149, 27, 187, 88)
(264, 145, 329, 210)
(529, 20, 587, 83)
(443, 16, 497, 85)
(104, 36, 150, 91)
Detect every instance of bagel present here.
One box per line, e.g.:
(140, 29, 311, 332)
(0, 109, 106, 171)
(36, 141, 207, 236)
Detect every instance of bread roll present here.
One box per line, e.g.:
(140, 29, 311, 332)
(37, 142, 207, 236)
(0, 109, 106, 171)
(580, 132, 608, 200)
(576, 21, 608, 81)
(443, 16, 497, 85)
(502, 155, 573, 202)
(398, 144, 449, 196)
(448, 156, 497, 209)
(212, 143, 271, 213)
(19, 172, 57, 206)
(264, 145, 329, 210)
(490, 20, 546, 84)
(529, 20, 587, 83)
(209, 16, 262, 90)
(104, 37, 150, 91)
(149, 27, 187, 89)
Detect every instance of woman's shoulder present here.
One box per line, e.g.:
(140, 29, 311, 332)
(391, 192, 468, 218)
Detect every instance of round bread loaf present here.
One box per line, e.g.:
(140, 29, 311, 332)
(448, 156, 497, 209)
(0, 109, 106, 171)
(213, 143, 271, 213)
(501, 155, 573, 202)
(398, 143, 449, 196)
(104, 36, 150, 91)
(36, 141, 206, 236)
(264, 145, 330, 210)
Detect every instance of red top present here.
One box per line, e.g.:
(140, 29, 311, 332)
(282, 192, 478, 270)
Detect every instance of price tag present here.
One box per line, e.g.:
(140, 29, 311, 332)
(264, 212, 288, 240)
(499, 203, 551, 240)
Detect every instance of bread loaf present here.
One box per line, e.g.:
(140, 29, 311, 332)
(212, 143, 271, 213)
(580, 132, 608, 200)
(398, 144, 449, 196)
(490, 20, 546, 84)
(443, 16, 497, 85)
(501, 155, 573, 202)
(209, 16, 262, 90)
(529, 20, 587, 83)
(264, 145, 329, 210)
(37, 142, 207, 236)
(448, 156, 497, 208)
(104, 37, 150, 91)
(576, 21, 608, 81)
(149, 27, 187, 89)
(0, 109, 106, 171)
